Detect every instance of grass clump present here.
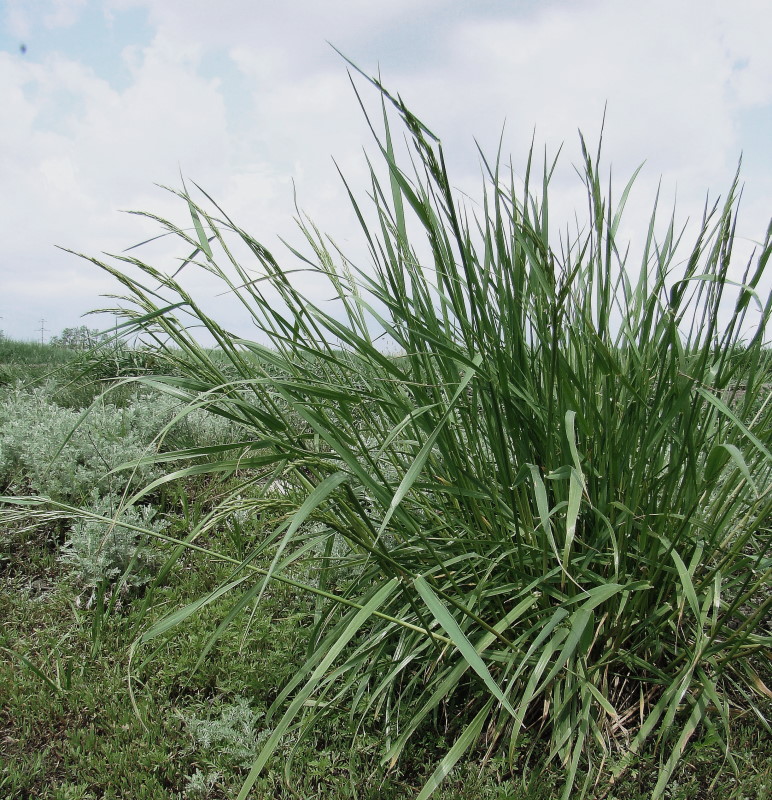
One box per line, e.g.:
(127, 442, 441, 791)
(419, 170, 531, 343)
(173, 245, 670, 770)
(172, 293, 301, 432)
(0, 337, 77, 388)
(12, 67, 772, 797)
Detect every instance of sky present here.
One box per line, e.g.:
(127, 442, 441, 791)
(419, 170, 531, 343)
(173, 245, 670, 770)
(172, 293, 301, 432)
(1, 0, 770, 343)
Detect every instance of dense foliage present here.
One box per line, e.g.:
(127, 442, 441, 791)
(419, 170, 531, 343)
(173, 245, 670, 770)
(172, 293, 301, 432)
(3, 70, 770, 798)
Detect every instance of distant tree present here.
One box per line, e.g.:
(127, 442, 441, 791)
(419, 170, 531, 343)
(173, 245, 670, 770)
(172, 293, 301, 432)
(49, 326, 107, 350)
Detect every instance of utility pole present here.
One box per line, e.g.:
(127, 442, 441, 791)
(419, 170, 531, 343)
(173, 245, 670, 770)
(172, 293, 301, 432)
(39, 318, 47, 345)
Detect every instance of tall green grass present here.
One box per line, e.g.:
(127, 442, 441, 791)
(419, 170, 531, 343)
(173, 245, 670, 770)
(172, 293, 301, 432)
(20, 72, 772, 797)
(0, 338, 77, 386)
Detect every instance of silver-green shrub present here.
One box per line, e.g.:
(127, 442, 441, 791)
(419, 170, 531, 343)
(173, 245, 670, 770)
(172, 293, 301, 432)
(0, 384, 249, 501)
(58, 491, 165, 589)
(182, 769, 221, 800)
(182, 697, 270, 770)
(0, 384, 158, 500)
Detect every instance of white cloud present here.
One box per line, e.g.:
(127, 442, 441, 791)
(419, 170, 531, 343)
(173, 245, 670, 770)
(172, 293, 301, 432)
(108, 0, 446, 57)
(4, 0, 32, 39)
(4, 0, 88, 39)
(0, 0, 769, 340)
(391, 0, 770, 305)
(716, 0, 772, 107)
(0, 34, 235, 335)
(43, 0, 88, 29)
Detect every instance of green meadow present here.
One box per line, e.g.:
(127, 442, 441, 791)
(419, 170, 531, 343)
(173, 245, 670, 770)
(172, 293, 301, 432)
(1, 72, 770, 799)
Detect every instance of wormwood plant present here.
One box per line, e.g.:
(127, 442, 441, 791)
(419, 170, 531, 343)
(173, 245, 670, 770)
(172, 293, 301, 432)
(0, 382, 248, 500)
(59, 490, 165, 591)
(8, 68, 771, 798)
(0, 384, 160, 500)
(182, 697, 269, 770)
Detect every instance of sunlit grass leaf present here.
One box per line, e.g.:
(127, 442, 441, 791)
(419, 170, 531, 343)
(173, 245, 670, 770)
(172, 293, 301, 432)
(236, 578, 399, 800)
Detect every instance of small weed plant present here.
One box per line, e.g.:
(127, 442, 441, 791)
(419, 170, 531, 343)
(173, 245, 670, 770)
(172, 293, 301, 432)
(182, 697, 269, 770)
(58, 490, 165, 591)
